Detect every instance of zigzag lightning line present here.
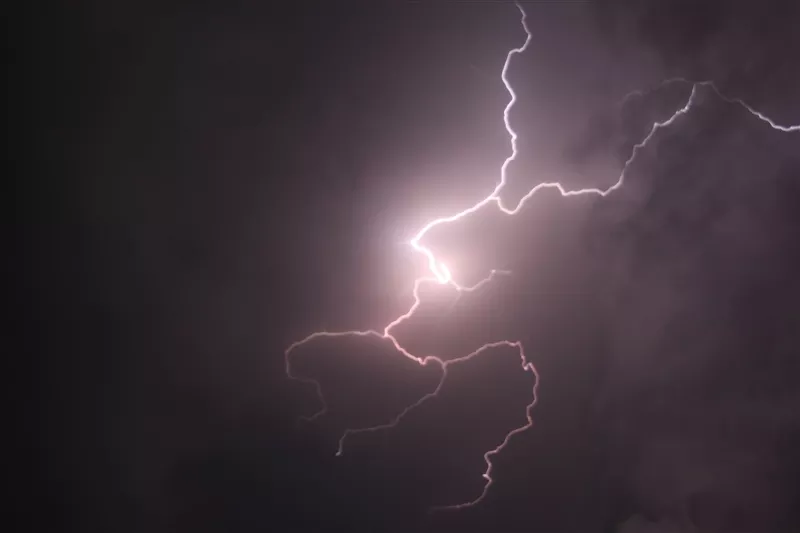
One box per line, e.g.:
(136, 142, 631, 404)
(285, 2, 799, 510)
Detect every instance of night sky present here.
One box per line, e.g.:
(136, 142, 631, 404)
(24, 1, 800, 532)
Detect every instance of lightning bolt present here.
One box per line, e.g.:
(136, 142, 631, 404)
(285, 2, 799, 511)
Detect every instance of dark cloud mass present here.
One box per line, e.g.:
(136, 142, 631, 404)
(23, 1, 799, 532)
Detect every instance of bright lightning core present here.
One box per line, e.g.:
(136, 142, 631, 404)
(286, 2, 799, 512)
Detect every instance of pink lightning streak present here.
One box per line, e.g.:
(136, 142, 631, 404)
(285, 2, 800, 511)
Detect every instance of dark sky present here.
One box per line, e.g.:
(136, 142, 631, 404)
(23, 1, 800, 532)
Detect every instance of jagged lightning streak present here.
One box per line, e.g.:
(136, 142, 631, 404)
(285, 2, 799, 511)
(622, 77, 800, 133)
